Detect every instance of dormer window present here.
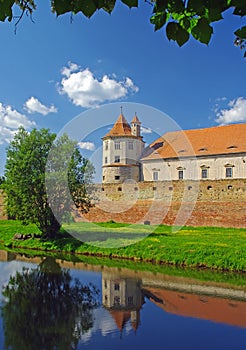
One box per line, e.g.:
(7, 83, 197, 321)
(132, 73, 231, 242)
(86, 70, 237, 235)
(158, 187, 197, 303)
(199, 147, 208, 152)
(227, 145, 238, 149)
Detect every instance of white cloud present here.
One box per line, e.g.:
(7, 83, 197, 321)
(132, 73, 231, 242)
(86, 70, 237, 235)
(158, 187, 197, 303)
(78, 141, 95, 151)
(24, 97, 57, 115)
(216, 97, 246, 125)
(0, 102, 35, 144)
(141, 126, 152, 134)
(58, 62, 139, 108)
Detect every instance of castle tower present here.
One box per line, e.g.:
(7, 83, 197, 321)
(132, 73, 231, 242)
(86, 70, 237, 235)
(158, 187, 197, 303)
(131, 114, 141, 137)
(102, 112, 145, 183)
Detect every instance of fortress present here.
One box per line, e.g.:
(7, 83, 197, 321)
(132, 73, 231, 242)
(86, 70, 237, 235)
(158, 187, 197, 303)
(102, 112, 246, 184)
(84, 113, 246, 228)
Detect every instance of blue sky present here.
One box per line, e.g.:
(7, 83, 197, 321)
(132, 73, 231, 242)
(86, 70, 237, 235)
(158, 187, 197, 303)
(0, 1, 245, 180)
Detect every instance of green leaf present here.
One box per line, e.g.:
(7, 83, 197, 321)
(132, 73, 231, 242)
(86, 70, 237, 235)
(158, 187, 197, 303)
(98, 0, 117, 14)
(53, 0, 73, 16)
(191, 18, 213, 44)
(166, 22, 189, 47)
(167, 0, 185, 13)
(166, 22, 179, 41)
(153, 0, 168, 13)
(187, 0, 205, 16)
(150, 11, 167, 31)
(231, 0, 246, 16)
(121, 0, 138, 8)
(74, 1, 98, 18)
(0, 0, 15, 22)
(235, 26, 246, 39)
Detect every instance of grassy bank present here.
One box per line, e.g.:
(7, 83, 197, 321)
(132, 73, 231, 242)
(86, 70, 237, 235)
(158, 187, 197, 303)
(0, 220, 246, 272)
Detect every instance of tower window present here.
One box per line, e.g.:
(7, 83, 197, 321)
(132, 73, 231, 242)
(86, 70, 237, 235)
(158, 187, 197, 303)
(104, 156, 108, 164)
(128, 141, 133, 150)
(105, 141, 109, 150)
(178, 170, 184, 180)
(114, 283, 120, 291)
(153, 171, 159, 181)
(115, 141, 120, 150)
(114, 155, 120, 163)
(115, 176, 120, 180)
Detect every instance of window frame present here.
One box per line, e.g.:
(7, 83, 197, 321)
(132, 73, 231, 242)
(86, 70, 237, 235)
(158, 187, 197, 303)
(114, 155, 120, 163)
(114, 141, 120, 150)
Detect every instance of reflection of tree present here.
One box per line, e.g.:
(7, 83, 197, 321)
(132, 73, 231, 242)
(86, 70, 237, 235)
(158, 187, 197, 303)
(1, 257, 99, 350)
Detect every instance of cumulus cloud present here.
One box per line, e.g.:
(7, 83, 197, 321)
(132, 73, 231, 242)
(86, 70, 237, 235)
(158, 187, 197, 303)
(58, 62, 139, 108)
(78, 141, 95, 151)
(216, 97, 246, 125)
(0, 102, 35, 144)
(24, 97, 57, 115)
(141, 126, 152, 134)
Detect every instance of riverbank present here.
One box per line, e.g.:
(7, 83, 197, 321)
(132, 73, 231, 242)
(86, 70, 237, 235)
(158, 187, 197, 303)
(0, 220, 245, 272)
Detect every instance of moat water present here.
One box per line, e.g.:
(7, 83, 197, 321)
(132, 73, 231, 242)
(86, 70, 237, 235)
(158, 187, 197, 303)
(0, 251, 245, 350)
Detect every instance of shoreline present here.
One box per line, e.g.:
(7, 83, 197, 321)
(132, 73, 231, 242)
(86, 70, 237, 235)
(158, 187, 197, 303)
(0, 220, 246, 273)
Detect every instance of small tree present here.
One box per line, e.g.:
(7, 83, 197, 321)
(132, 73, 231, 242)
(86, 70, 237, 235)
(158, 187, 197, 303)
(4, 127, 94, 238)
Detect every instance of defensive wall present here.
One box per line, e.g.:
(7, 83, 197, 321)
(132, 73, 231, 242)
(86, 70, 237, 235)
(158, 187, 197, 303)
(82, 179, 246, 228)
(1, 180, 246, 227)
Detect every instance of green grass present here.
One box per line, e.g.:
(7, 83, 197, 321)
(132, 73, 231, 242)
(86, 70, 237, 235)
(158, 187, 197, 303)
(0, 220, 246, 272)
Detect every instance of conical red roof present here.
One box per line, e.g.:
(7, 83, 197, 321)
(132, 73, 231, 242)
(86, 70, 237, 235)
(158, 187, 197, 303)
(131, 114, 140, 123)
(103, 114, 132, 138)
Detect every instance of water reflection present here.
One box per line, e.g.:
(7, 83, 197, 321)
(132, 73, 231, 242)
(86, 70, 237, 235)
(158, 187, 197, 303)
(102, 272, 144, 333)
(101, 270, 246, 331)
(0, 251, 246, 349)
(1, 257, 99, 350)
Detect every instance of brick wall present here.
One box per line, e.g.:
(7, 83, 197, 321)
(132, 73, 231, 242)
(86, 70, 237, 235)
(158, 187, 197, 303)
(81, 179, 246, 228)
(1, 180, 246, 227)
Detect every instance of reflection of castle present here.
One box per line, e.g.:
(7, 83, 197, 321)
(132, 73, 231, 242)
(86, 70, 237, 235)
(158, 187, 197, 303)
(102, 270, 246, 332)
(102, 272, 144, 332)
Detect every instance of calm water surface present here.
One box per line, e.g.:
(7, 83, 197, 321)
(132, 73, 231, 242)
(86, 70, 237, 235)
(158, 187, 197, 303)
(0, 251, 245, 350)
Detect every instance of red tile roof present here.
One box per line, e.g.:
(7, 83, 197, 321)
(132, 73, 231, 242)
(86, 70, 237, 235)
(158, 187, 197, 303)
(131, 115, 140, 123)
(141, 123, 246, 160)
(103, 114, 132, 138)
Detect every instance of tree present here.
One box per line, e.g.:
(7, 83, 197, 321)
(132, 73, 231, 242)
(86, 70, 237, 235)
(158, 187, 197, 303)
(3, 127, 94, 238)
(0, 1, 245, 56)
(1, 257, 99, 350)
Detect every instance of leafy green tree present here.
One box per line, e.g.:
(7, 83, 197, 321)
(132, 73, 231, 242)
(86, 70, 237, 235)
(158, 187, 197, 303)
(0, 1, 245, 55)
(3, 127, 94, 238)
(0, 175, 5, 186)
(1, 257, 99, 350)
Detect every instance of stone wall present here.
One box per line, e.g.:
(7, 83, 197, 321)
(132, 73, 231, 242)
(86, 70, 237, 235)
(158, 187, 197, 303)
(0, 180, 245, 227)
(81, 179, 246, 228)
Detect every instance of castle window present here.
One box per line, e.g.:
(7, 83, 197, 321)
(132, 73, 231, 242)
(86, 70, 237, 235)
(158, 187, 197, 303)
(201, 168, 208, 179)
(115, 141, 120, 150)
(226, 167, 233, 178)
(115, 155, 120, 163)
(115, 176, 120, 180)
(114, 283, 120, 291)
(105, 156, 108, 164)
(105, 141, 109, 150)
(178, 170, 184, 180)
(128, 141, 133, 150)
(153, 171, 159, 181)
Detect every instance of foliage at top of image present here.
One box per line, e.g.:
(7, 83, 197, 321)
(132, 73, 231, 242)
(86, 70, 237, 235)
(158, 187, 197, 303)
(0, 1, 245, 56)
